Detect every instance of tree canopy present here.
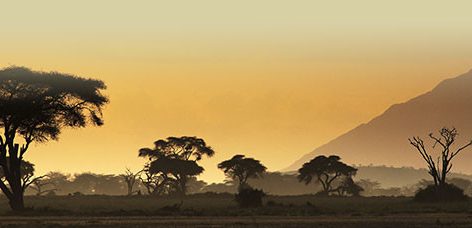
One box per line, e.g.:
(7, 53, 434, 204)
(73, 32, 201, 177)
(139, 136, 215, 161)
(0, 66, 108, 210)
(149, 157, 204, 178)
(298, 155, 357, 195)
(218, 154, 266, 188)
(0, 66, 108, 144)
(139, 136, 213, 196)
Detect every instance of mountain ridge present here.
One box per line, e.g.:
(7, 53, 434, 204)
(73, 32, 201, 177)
(285, 69, 472, 172)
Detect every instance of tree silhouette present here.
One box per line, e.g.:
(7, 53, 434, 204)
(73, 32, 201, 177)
(68, 173, 124, 195)
(357, 179, 381, 196)
(149, 156, 204, 195)
(186, 177, 207, 194)
(29, 176, 56, 196)
(139, 165, 169, 196)
(120, 168, 142, 196)
(0, 67, 108, 210)
(298, 155, 357, 196)
(0, 160, 43, 194)
(409, 127, 472, 188)
(218, 155, 266, 189)
(336, 177, 364, 196)
(43, 172, 71, 195)
(139, 136, 215, 161)
(139, 136, 213, 196)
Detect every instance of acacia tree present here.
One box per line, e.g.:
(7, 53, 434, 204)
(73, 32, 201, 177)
(409, 127, 472, 187)
(149, 156, 204, 195)
(0, 66, 108, 210)
(298, 155, 357, 195)
(139, 136, 214, 196)
(218, 155, 266, 189)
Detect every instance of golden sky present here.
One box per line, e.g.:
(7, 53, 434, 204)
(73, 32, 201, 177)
(1, 1, 472, 183)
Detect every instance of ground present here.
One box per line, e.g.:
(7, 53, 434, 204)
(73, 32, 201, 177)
(1, 214, 472, 227)
(0, 194, 471, 227)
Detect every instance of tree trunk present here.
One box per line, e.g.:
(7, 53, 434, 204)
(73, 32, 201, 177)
(4, 167, 26, 211)
(7, 144, 25, 211)
(8, 192, 24, 211)
(179, 176, 187, 196)
(126, 182, 133, 196)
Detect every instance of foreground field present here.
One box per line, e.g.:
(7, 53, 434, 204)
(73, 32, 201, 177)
(0, 194, 471, 227)
(4, 194, 472, 216)
(0, 214, 472, 227)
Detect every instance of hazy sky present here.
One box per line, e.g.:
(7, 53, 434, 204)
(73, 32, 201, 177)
(1, 1, 472, 183)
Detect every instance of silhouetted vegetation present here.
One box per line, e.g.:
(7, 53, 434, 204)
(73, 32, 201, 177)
(138, 167, 168, 196)
(29, 176, 56, 196)
(139, 136, 214, 196)
(0, 194, 470, 218)
(218, 155, 267, 207)
(218, 154, 267, 189)
(119, 168, 142, 196)
(10, 168, 469, 200)
(21, 172, 127, 196)
(415, 183, 467, 202)
(409, 127, 472, 202)
(235, 188, 266, 208)
(336, 177, 364, 196)
(0, 66, 471, 228)
(298, 155, 361, 196)
(0, 66, 108, 210)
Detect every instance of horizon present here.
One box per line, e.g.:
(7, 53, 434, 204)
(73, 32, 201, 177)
(2, 1, 472, 183)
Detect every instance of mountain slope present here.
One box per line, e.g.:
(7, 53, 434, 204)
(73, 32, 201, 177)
(286, 69, 472, 173)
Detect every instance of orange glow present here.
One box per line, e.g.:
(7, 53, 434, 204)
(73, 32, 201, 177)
(1, 1, 472, 182)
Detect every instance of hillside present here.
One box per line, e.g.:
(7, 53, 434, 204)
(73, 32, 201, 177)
(286, 69, 472, 173)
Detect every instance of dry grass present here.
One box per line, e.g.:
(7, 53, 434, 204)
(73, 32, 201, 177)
(0, 194, 471, 227)
(0, 214, 471, 227)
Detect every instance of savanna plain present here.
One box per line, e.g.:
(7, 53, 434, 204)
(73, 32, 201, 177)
(0, 194, 471, 227)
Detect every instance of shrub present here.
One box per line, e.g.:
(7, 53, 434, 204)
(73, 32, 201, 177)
(414, 183, 468, 202)
(235, 187, 266, 208)
(314, 191, 329, 197)
(45, 191, 57, 197)
(72, 192, 83, 196)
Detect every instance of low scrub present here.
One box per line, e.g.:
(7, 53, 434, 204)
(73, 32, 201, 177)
(235, 188, 266, 208)
(414, 183, 468, 202)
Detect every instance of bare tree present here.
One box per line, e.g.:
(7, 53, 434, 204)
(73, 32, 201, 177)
(120, 168, 142, 196)
(409, 127, 472, 187)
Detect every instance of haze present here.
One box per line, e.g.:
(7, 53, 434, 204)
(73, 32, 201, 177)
(1, 1, 472, 183)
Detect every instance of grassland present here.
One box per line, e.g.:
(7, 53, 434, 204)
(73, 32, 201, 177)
(1, 214, 472, 227)
(0, 194, 472, 227)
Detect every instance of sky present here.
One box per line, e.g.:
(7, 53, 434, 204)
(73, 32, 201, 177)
(1, 1, 472, 183)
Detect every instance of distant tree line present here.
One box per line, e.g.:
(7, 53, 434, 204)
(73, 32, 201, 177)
(14, 131, 472, 201)
(18, 170, 472, 198)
